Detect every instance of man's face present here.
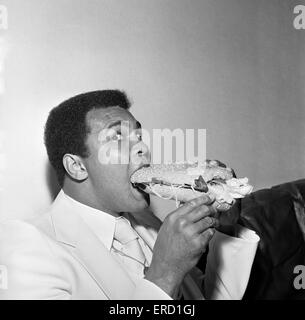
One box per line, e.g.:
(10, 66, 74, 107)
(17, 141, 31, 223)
(83, 106, 150, 215)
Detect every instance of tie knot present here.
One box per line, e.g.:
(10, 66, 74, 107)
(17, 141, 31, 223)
(114, 217, 138, 245)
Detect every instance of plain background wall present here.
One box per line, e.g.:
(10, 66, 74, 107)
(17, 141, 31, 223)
(0, 0, 304, 221)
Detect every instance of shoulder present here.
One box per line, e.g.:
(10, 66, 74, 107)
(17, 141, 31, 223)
(0, 213, 70, 268)
(0, 218, 57, 257)
(0, 219, 59, 274)
(0, 219, 72, 299)
(0, 219, 45, 242)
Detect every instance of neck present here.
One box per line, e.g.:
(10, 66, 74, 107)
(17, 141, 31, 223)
(62, 180, 120, 217)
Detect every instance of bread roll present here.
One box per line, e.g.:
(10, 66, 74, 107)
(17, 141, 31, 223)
(131, 161, 253, 209)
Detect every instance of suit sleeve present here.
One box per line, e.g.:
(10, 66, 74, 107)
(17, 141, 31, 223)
(204, 225, 260, 300)
(0, 220, 72, 300)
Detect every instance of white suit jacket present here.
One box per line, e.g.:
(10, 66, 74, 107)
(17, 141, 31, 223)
(0, 191, 259, 300)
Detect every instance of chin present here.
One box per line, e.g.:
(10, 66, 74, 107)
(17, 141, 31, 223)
(113, 183, 150, 213)
(127, 190, 150, 213)
(131, 197, 150, 213)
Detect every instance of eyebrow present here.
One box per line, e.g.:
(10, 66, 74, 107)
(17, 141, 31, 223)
(106, 120, 142, 129)
(106, 120, 122, 129)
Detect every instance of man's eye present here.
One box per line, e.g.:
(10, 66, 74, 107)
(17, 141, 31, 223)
(114, 133, 123, 141)
(106, 133, 123, 142)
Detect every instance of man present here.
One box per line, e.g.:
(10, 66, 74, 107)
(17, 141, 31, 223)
(0, 90, 259, 299)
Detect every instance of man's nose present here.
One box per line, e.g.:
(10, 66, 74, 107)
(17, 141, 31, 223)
(131, 141, 151, 164)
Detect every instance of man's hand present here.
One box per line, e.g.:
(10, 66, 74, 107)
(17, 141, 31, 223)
(145, 195, 218, 298)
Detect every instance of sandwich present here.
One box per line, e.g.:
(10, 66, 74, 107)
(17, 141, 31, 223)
(131, 160, 253, 210)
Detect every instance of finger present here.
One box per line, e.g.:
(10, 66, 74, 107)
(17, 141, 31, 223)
(211, 201, 232, 213)
(186, 204, 214, 222)
(215, 160, 227, 168)
(193, 217, 219, 234)
(209, 159, 227, 168)
(198, 228, 216, 253)
(209, 160, 220, 167)
(175, 193, 215, 217)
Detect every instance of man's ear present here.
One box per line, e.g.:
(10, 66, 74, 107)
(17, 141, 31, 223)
(62, 154, 88, 182)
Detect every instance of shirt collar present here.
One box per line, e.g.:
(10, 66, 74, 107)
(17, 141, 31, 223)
(62, 190, 118, 251)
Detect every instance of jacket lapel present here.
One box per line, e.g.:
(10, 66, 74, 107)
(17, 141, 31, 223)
(73, 222, 136, 299)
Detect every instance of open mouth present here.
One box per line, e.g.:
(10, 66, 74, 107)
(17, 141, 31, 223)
(132, 185, 148, 199)
(130, 182, 150, 205)
(132, 182, 148, 191)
